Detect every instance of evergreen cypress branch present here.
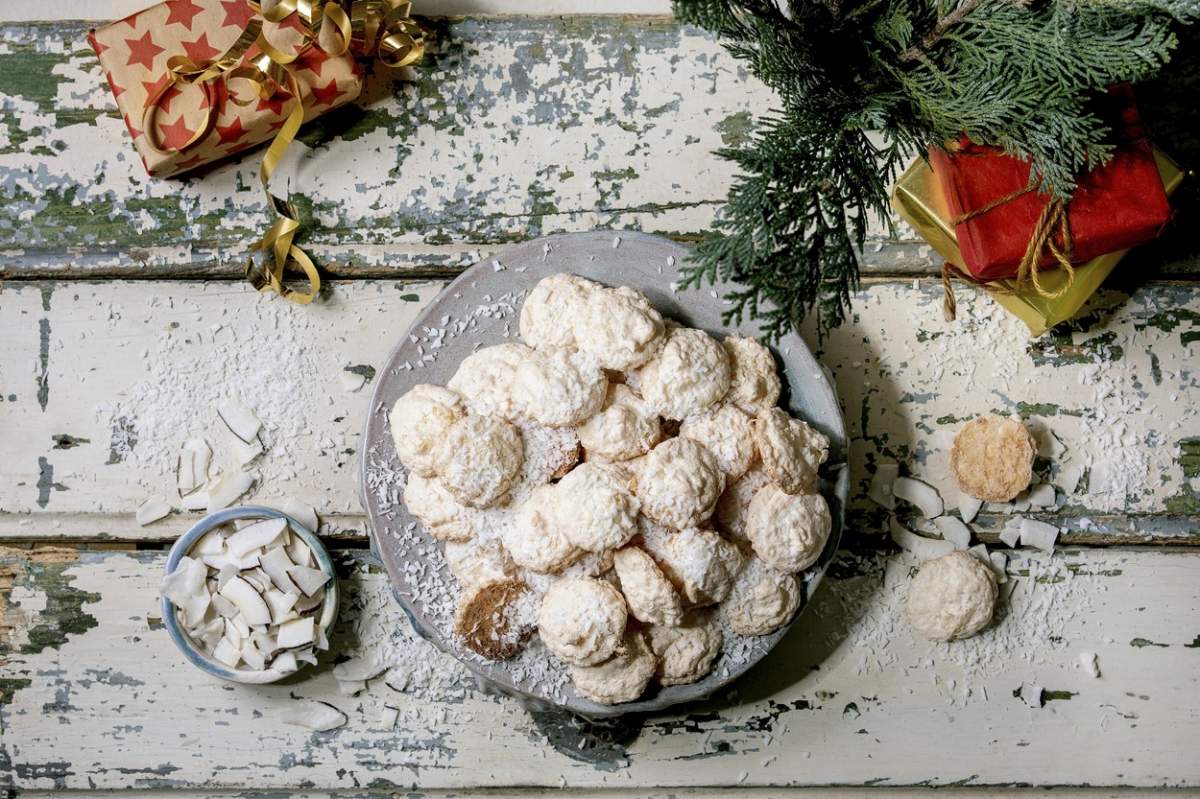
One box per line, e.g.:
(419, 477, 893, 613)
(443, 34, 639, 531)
(674, 0, 1200, 339)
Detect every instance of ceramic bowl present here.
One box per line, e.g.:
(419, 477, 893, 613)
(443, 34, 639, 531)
(161, 505, 339, 684)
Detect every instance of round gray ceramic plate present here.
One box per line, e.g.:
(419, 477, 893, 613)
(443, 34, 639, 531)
(361, 231, 847, 717)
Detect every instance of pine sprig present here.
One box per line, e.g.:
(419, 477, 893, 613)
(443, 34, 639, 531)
(674, 0, 1200, 338)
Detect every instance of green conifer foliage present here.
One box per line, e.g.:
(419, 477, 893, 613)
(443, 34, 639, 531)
(674, 0, 1199, 339)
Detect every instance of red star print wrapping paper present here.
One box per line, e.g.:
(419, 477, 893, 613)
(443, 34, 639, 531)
(89, 0, 362, 177)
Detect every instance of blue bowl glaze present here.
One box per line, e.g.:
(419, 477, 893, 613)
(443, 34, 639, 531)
(162, 505, 338, 684)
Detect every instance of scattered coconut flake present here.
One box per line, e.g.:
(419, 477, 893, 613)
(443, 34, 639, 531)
(280, 701, 346, 731)
(933, 516, 972, 549)
(989, 551, 1008, 583)
(340, 370, 368, 393)
(181, 490, 210, 511)
(889, 517, 954, 561)
(280, 498, 319, 532)
(1036, 428, 1066, 459)
(377, 704, 400, 729)
(998, 518, 1023, 548)
(1027, 483, 1056, 508)
(230, 434, 264, 466)
(333, 654, 387, 683)
(966, 543, 990, 566)
(1018, 683, 1044, 708)
(1019, 518, 1060, 552)
(1079, 651, 1100, 678)
(215, 399, 262, 444)
(206, 472, 256, 512)
(957, 493, 983, 524)
(337, 679, 367, 696)
(867, 462, 899, 509)
(136, 496, 172, 526)
(177, 438, 212, 496)
(1058, 465, 1084, 495)
(893, 476, 944, 518)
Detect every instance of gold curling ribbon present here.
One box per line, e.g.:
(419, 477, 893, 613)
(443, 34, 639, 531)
(141, 0, 427, 304)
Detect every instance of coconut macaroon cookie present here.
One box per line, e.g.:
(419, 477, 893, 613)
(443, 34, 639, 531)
(950, 414, 1036, 502)
(434, 415, 524, 509)
(447, 342, 534, 420)
(745, 485, 831, 573)
(402, 473, 474, 542)
(755, 408, 830, 494)
(454, 579, 537, 660)
(646, 609, 723, 686)
(635, 438, 726, 530)
(390, 384, 465, 477)
(638, 326, 731, 420)
(554, 463, 640, 552)
(519, 273, 600, 350)
(575, 285, 666, 371)
(679, 403, 757, 479)
(612, 546, 684, 627)
(504, 484, 582, 573)
(655, 527, 744, 606)
(714, 465, 772, 544)
(722, 336, 781, 416)
(576, 383, 661, 462)
(906, 551, 998, 641)
(569, 627, 658, 705)
(443, 538, 515, 590)
(512, 347, 607, 427)
(723, 557, 802, 635)
(537, 577, 628, 666)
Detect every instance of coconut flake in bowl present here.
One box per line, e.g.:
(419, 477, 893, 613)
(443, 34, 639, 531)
(160, 505, 338, 683)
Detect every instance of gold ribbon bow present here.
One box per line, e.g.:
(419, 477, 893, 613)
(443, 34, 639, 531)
(141, 0, 426, 304)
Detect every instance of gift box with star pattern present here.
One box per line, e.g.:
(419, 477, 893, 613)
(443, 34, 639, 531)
(89, 0, 362, 177)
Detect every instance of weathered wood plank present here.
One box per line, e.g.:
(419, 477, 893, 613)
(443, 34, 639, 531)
(3, 545, 1199, 790)
(3, 19, 1194, 281)
(1, 277, 1197, 542)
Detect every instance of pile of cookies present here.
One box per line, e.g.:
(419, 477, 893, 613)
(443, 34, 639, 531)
(389, 273, 833, 704)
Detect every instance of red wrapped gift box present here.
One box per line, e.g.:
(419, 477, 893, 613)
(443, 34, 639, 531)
(89, 0, 363, 178)
(928, 86, 1171, 282)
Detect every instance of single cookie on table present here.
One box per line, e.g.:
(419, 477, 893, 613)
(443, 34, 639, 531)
(633, 438, 726, 530)
(503, 484, 582, 573)
(574, 285, 666, 371)
(653, 527, 744, 606)
(722, 556, 802, 636)
(722, 336, 781, 416)
(554, 463, 640, 552)
(454, 579, 537, 660)
(443, 537, 515, 590)
(645, 609, 723, 686)
(390, 384, 464, 477)
(713, 464, 772, 545)
(745, 485, 831, 573)
(679, 403, 757, 480)
(446, 342, 533, 421)
(637, 326, 731, 421)
(950, 414, 1035, 502)
(569, 627, 657, 705)
(612, 546, 684, 627)
(512, 347, 607, 427)
(906, 551, 997, 641)
(403, 473, 474, 542)
(538, 576, 628, 666)
(519, 273, 601, 350)
(754, 408, 829, 494)
(434, 415, 524, 509)
(576, 383, 661, 463)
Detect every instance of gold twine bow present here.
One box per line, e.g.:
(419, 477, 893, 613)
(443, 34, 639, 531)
(141, 0, 427, 304)
(941, 184, 1076, 322)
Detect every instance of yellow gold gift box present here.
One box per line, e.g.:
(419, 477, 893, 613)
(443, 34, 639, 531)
(890, 150, 1183, 335)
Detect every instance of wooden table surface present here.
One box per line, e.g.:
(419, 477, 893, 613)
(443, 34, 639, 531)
(2, 4, 1199, 797)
